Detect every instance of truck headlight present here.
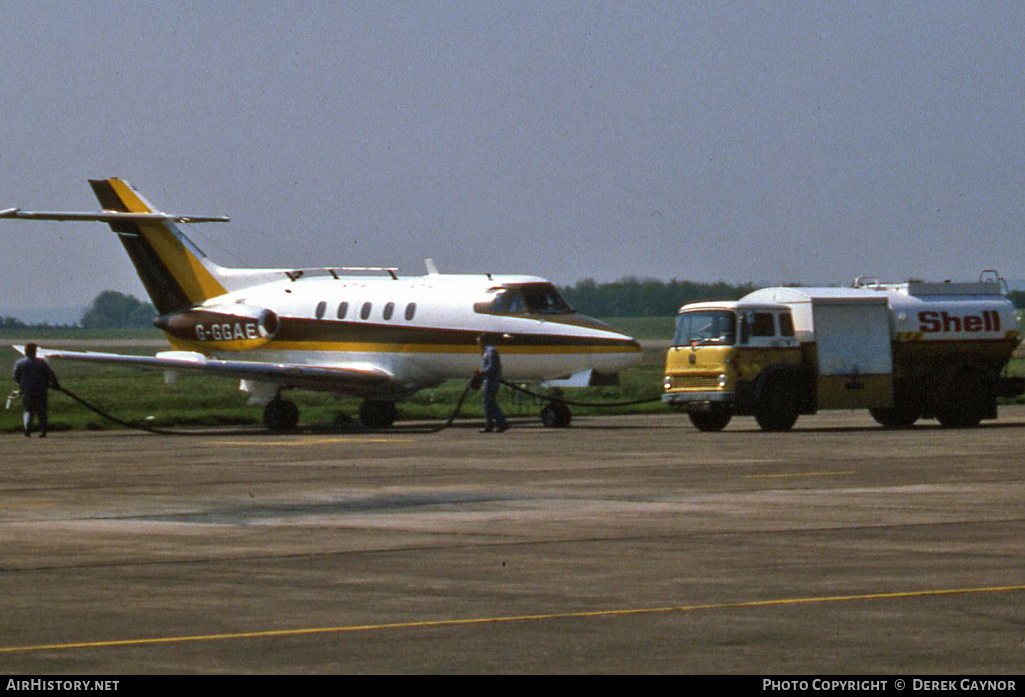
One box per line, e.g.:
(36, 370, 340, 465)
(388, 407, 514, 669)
(717, 373, 728, 388)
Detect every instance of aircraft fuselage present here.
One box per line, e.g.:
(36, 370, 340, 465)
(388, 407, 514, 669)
(157, 273, 641, 400)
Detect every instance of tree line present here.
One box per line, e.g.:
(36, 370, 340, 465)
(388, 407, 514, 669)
(1, 291, 157, 330)
(559, 279, 1025, 317)
(558, 278, 758, 317)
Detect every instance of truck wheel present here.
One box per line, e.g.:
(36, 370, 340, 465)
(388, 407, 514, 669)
(936, 371, 989, 428)
(688, 410, 732, 432)
(755, 381, 799, 432)
(869, 406, 919, 428)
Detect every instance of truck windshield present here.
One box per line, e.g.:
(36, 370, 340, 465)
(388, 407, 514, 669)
(674, 311, 736, 346)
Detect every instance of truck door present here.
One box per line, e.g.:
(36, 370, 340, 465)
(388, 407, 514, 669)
(812, 299, 893, 409)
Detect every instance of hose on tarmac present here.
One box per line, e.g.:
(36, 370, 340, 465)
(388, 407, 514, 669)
(414, 377, 475, 433)
(53, 376, 655, 436)
(499, 379, 663, 408)
(56, 385, 192, 436)
(54, 381, 478, 436)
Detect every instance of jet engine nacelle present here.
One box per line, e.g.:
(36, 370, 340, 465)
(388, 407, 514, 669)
(155, 304, 280, 350)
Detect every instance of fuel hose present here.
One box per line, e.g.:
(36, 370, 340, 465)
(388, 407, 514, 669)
(56, 385, 189, 436)
(54, 380, 477, 436)
(499, 380, 662, 408)
(52, 376, 648, 436)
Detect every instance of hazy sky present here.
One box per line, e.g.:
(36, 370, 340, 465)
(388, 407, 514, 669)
(2, 1, 1023, 313)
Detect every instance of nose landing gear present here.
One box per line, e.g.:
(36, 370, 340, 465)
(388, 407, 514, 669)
(540, 401, 571, 428)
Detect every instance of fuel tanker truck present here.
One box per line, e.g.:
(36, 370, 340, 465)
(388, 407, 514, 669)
(662, 271, 1024, 431)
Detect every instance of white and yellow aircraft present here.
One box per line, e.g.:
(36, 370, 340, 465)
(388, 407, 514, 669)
(2, 178, 641, 429)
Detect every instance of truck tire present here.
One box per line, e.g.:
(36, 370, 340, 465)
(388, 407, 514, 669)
(755, 380, 799, 432)
(936, 370, 990, 428)
(869, 405, 919, 428)
(689, 410, 732, 432)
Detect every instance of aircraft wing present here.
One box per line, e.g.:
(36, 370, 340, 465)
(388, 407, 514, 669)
(14, 346, 394, 394)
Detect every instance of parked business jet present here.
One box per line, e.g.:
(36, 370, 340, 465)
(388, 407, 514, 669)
(2, 178, 641, 429)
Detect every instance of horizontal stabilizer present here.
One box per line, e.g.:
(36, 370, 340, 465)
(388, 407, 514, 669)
(0, 209, 229, 224)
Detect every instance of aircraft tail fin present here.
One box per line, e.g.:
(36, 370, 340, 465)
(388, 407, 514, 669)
(2, 178, 316, 315)
(87, 178, 238, 314)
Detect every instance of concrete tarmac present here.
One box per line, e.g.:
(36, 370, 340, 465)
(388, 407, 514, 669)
(1, 408, 1024, 674)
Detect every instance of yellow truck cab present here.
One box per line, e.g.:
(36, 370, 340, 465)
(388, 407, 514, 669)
(663, 276, 1023, 432)
(663, 300, 808, 431)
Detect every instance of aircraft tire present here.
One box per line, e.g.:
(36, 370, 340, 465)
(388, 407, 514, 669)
(360, 400, 398, 429)
(263, 399, 299, 431)
(541, 402, 571, 428)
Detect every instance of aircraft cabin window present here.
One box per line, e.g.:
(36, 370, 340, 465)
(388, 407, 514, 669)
(337, 301, 348, 320)
(383, 302, 395, 321)
(360, 302, 372, 320)
(315, 301, 327, 320)
(405, 303, 417, 321)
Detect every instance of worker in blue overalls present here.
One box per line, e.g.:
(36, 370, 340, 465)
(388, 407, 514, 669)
(476, 334, 509, 433)
(12, 343, 60, 438)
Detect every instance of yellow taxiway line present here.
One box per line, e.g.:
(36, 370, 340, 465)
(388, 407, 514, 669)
(214, 438, 414, 446)
(2, 584, 1022, 654)
(741, 470, 857, 479)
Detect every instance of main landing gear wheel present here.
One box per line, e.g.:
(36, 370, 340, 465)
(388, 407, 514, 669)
(263, 399, 299, 431)
(359, 400, 398, 429)
(541, 402, 572, 428)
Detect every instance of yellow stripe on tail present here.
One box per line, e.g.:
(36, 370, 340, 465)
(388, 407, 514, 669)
(91, 178, 228, 313)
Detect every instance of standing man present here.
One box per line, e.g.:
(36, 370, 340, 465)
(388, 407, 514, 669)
(13, 343, 60, 438)
(476, 334, 508, 433)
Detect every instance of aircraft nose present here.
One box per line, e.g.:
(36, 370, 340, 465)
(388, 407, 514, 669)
(585, 319, 644, 368)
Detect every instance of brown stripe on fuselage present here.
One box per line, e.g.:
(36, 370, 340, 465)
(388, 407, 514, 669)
(268, 317, 639, 352)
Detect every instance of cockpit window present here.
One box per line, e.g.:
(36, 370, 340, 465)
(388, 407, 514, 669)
(521, 283, 573, 314)
(490, 289, 527, 314)
(476, 283, 574, 316)
(673, 311, 736, 347)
